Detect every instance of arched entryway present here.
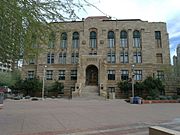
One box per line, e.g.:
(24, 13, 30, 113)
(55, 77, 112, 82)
(86, 65, 98, 86)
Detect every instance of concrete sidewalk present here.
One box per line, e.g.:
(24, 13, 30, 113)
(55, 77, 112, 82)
(0, 98, 180, 135)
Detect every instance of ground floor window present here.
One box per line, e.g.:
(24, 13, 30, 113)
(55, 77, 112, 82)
(107, 70, 115, 80)
(46, 70, 53, 80)
(71, 70, 77, 80)
(134, 70, 142, 81)
(59, 70, 65, 80)
(28, 71, 34, 79)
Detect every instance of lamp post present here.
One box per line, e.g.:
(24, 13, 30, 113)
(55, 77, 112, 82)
(131, 64, 135, 98)
(42, 65, 47, 100)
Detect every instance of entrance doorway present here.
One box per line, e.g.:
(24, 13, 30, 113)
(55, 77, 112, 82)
(86, 65, 98, 85)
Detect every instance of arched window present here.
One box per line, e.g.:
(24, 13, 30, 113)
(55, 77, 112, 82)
(72, 32, 79, 48)
(60, 32, 67, 48)
(90, 31, 97, 48)
(133, 30, 141, 48)
(120, 30, 128, 48)
(108, 31, 115, 48)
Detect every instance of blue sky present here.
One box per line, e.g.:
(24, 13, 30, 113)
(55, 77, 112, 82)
(79, 0, 180, 64)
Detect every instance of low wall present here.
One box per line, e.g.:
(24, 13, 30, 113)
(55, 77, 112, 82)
(149, 126, 180, 135)
(142, 100, 179, 104)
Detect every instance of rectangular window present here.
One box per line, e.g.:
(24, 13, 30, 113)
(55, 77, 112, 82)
(134, 70, 142, 81)
(157, 71, 164, 80)
(156, 53, 163, 63)
(46, 70, 53, 80)
(155, 31, 162, 48)
(59, 53, 66, 64)
(59, 70, 65, 80)
(120, 52, 129, 63)
(90, 39, 97, 48)
(120, 38, 128, 48)
(108, 39, 115, 48)
(71, 70, 77, 80)
(108, 70, 115, 80)
(133, 52, 142, 63)
(48, 39, 55, 48)
(29, 55, 35, 64)
(71, 87, 75, 92)
(121, 70, 129, 80)
(47, 53, 54, 64)
(107, 52, 116, 63)
(108, 87, 115, 93)
(28, 71, 34, 79)
(89, 51, 97, 55)
(71, 53, 79, 64)
(133, 38, 141, 48)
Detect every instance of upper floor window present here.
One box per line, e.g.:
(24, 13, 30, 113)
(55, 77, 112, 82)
(46, 70, 53, 80)
(72, 32, 79, 48)
(133, 52, 142, 63)
(29, 55, 35, 64)
(48, 32, 55, 48)
(155, 31, 162, 48)
(120, 30, 128, 48)
(121, 70, 129, 81)
(71, 70, 77, 80)
(28, 71, 34, 80)
(31, 34, 37, 48)
(59, 52, 66, 64)
(107, 70, 115, 80)
(108, 31, 115, 48)
(47, 53, 54, 64)
(134, 70, 142, 81)
(59, 70, 65, 80)
(71, 52, 79, 64)
(107, 51, 116, 63)
(133, 30, 141, 48)
(60, 32, 67, 48)
(156, 53, 163, 63)
(157, 70, 164, 80)
(120, 51, 129, 63)
(90, 31, 97, 48)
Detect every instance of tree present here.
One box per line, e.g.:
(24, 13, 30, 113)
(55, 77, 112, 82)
(0, 70, 21, 87)
(143, 76, 164, 98)
(117, 81, 131, 98)
(47, 81, 64, 97)
(0, 0, 89, 70)
(12, 78, 42, 96)
(117, 76, 165, 98)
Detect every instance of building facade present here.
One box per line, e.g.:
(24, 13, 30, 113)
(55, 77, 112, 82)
(22, 16, 171, 98)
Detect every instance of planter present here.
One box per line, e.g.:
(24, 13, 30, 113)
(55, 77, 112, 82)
(142, 100, 179, 104)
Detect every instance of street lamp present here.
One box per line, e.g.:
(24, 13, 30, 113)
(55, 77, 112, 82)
(131, 64, 135, 98)
(42, 65, 47, 100)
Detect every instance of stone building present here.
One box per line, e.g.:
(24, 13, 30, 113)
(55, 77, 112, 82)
(22, 16, 171, 98)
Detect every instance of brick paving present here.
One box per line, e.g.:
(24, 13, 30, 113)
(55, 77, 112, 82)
(0, 98, 180, 135)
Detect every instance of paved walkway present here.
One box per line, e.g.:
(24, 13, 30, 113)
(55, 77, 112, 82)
(0, 98, 180, 135)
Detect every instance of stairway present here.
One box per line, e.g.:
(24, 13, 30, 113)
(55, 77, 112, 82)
(75, 86, 104, 100)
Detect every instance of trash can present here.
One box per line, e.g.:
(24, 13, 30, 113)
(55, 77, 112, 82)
(133, 96, 141, 104)
(130, 97, 134, 104)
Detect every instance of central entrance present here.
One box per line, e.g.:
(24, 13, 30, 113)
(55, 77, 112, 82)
(86, 65, 98, 86)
